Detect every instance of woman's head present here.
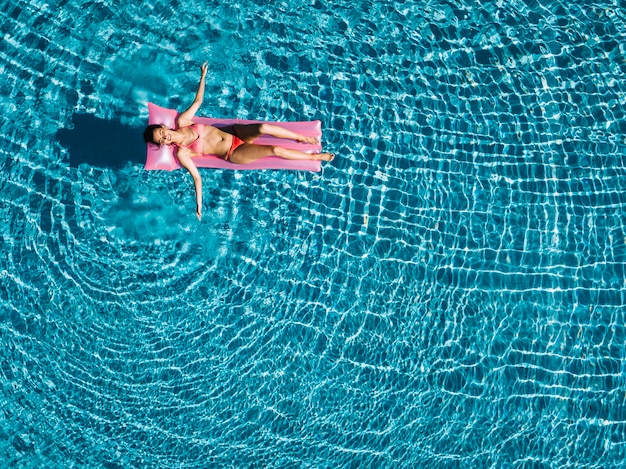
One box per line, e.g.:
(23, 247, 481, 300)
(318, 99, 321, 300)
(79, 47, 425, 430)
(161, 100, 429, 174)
(143, 124, 177, 146)
(143, 124, 163, 145)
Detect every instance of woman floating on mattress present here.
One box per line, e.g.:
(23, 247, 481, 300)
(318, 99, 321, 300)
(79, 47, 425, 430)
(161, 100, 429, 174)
(143, 62, 334, 220)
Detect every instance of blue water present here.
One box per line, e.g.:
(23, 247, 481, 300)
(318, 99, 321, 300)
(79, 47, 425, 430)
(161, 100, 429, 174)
(1, 0, 626, 467)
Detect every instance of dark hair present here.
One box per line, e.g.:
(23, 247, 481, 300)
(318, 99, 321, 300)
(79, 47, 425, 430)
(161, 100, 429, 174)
(143, 124, 162, 145)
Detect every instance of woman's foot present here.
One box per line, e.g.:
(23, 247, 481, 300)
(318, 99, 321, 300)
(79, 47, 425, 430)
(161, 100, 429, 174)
(317, 152, 335, 161)
(297, 135, 320, 144)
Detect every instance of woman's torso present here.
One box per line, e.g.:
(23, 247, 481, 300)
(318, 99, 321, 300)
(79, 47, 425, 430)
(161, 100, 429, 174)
(177, 123, 232, 157)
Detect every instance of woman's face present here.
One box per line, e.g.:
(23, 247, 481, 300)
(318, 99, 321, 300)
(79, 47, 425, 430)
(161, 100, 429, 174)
(153, 125, 173, 145)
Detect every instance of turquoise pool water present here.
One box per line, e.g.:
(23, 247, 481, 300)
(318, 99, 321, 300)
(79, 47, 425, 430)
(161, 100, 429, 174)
(1, 0, 625, 467)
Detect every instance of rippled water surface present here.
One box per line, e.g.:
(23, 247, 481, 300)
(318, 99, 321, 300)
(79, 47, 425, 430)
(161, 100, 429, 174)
(1, 0, 626, 467)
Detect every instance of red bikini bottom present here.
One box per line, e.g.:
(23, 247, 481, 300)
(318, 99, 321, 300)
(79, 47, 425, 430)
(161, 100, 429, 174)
(226, 135, 245, 160)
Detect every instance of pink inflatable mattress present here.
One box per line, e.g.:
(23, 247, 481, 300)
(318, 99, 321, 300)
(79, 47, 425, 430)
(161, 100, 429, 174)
(145, 103, 322, 172)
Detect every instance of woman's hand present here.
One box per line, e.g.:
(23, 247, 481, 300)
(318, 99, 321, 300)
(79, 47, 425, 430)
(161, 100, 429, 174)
(200, 62, 208, 76)
(196, 207, 202, 221)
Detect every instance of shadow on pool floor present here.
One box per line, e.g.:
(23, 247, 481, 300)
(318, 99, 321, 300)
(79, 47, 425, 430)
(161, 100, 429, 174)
(57, 113, 145, 169)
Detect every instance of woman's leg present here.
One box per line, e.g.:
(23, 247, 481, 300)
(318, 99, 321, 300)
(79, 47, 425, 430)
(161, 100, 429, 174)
(228, 143, 333, 165)
(233, 124, 319, 144)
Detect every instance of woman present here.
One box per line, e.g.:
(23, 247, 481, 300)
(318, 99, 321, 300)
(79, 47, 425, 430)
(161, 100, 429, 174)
(144, 62, 334, 220)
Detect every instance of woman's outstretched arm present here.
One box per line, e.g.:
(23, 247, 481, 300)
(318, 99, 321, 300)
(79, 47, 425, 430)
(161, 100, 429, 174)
(176, 150, 203, 220)
(178, 62, 208, 127)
